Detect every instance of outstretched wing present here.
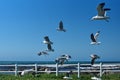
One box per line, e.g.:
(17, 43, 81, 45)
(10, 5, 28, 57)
(47, 44, 54, 51)
(94, 31, 100, 41)
(94, 54, 100, 59)
(91, 33, 96, 42)
(97, 3, 105, 16)
(68, 55, 71, 59)
(38, 52, 42, 56)
(91, 58, 96, 65)
(47, 44, 52, 50)
(60, 60, 65, 65)
(59, 21, 64, 30)
(38, 51, 48, 56)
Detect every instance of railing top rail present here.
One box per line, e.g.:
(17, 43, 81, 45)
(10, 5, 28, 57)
(0, 63, 120, 67)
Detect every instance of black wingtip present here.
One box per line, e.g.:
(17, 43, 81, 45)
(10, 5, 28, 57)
(97, 31, 100, 33)
(100, 2, 105, 5)
(104, 8, 111, 11)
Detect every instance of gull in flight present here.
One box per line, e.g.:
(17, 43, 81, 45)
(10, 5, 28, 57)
(91, 2, 111, 22)
(55, 54, 71, 65)
(90, 31, 101, 45)
(56, 21, 66, 32)
(43, 36, 53, 44)
(61, 54, 71, 60)
(38, 51, 48, 56)
(90, 54, 100, 65)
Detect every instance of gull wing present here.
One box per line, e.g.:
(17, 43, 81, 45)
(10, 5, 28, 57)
(61, 54, 71, 59)
(97, 3, 105, 16)
(91, 58, 96, 65)
(38, 51, 48, 56)
(44, 36, 50, 42)
(61, 54, 66, 57)
(55, 57, 65, 65)
(68, 55, 71, 59)
(59, 21, 64, 30)
(38, 52, 42, 56)
(91, 33, 96, 42)
(47, 44, 52, 50)
(66, 55, 71, 59)
(94, 54, 100, 59)
(60, 59, 65, 65)
(94, 31, 100, 41)
(47, 44, 54, 51)
(91, 54, 100, 65)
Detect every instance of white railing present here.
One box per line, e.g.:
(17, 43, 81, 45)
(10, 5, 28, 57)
(0, 63, 120, 78)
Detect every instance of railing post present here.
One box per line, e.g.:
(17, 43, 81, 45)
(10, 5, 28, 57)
(35, 64, 37, 73)
(56, 63, 58, 76)
(78, 63, 80, 78)
(15, 64, 18, 76)
(100, 62, 102, 77)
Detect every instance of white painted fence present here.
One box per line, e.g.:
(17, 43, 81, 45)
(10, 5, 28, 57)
(0, 63, 120, 78)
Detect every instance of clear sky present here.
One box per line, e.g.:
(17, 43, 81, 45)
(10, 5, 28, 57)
(0, 0, 120, 61)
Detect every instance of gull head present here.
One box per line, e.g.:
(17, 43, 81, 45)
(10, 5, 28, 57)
(90, 54, 100, 59)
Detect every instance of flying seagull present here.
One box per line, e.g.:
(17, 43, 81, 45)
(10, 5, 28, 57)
(38, 51, 48, 56)
(55, 57, 65, 65)
(91, 2, 111, 22)
(43, 36, 53, 44)
(46, 44, 54, 52)
(90, 31, 101, 45)
(61, 54, 71, 60)
(55, 54, 71, 65)
(90, 54, 100, 65)
(56, 21, 66, 32)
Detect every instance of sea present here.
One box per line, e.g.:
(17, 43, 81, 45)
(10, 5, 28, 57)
(0, 61, 120, 65)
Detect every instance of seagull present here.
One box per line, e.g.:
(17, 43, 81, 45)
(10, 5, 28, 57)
(91, 2, 111, 22)
(90, 54, 100, 65)
(56, 21, 66, 32)
(45, 68, 51, 74)
(90, 31, 101, 45)
(91, 76, 101, 80)
(55, 54, 71, 65)
(46, 44, 54, 52)
(20, 68, 35, 76)
(43, 36, 53, 44)
(55, 57, 66, 65)
(38, 51, 48, 56)
(61, 54, 71, 60)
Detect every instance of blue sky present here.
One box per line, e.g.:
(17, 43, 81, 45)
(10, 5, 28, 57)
(0, 0, 120, 61)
